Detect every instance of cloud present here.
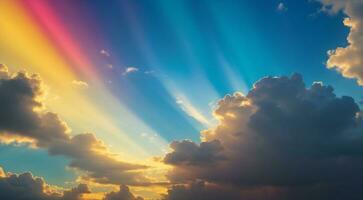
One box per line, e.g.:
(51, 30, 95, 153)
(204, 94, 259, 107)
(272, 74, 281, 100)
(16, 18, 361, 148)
(164, 140, 224, 166)
(144, 70, 155, 75)
(48, 133, 148, 185)
(0, 166, 150, 200)
(0, 167, 91, 200)
(0, 64, 149, 186)
(0, 64, 9, 78)
(103, 185, 144, 200)
(0, 64, 68, 146)
(122, 67, 139, 76)
(277, 2, 288, 12)
(161, 181, 241, 200)
(62, 184, 91, 200)
(72, 80, 89, 89)
(175, 96, 211, 126)
(0, 169, 58, 200)
(0, 168, 5, 177)
(100, 49, 111, 57)
(319, 0, 363, 85)
(163, 74, 363, 199)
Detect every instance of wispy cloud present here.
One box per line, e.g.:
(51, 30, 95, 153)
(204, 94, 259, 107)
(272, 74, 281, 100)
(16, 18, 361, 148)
(100, 49, 111, 57)
(176, 95, 211, 126)
(144, 70, 155, 75)
(72, 80, 89, 89)
(122, 67, 139, 76)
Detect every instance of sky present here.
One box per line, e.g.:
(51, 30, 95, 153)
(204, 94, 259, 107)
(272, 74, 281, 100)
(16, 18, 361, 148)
(1, 0, 363, 200)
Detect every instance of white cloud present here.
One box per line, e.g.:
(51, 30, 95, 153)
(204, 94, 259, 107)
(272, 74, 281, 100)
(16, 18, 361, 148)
(319, 0, 363, 85)
(122, 67, 139, 76)
(176, 95, 211, 126)
(71, 80, 89, 89)
(100, 49, 111, 57)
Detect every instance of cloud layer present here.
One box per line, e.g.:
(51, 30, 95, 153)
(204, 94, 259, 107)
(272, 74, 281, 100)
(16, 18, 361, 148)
(319, 0, 363, 85)
(2, 62, 363, 199)
(0, 167, 144, 200)
(0, 64, 148, 186)
(163, 74, 363, 199)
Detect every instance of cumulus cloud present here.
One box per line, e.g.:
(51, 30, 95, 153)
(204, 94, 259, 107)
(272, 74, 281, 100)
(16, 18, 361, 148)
(164, 140, 224, 166)
(319, 0, 363, 85)
(0, 64, 68, 146)
(0, 64, 148, 186)
(0, 167, 91, 200)
(122, 67, 139, 76)
(0, 168, 58, 200)
(62, 184, 90, 200)
(163, 74, 363, 199)
(103, 185, 144, 200)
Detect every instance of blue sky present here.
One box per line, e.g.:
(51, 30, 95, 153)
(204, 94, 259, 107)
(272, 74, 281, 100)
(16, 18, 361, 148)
(90, 0, 361, 141)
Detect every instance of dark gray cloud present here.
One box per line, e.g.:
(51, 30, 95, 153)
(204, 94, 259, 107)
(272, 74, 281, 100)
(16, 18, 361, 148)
(103, 185, 144, 200)
(163, 74, 363, 199)
(0, 65, 68, 145)
(0, 167, 90, 200)
(0, 64, 148, 185)
(0, 170, 58, 200)
(163, 140, 224, 166)
(62, 184, 90, 200)
(161, 181, 241, 200)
